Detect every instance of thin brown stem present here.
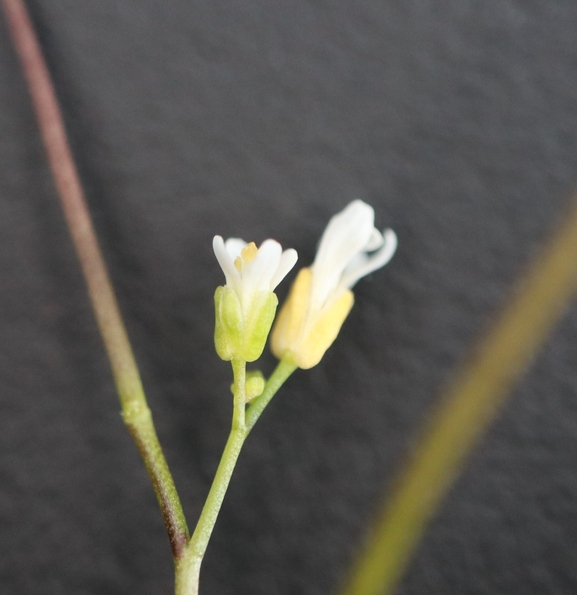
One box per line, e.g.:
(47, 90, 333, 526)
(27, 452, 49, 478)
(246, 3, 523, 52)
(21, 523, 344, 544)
(1, 0, 189, 559)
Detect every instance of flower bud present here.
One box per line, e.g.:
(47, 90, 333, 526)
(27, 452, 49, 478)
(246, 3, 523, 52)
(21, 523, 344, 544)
(229, 369, 266, 402)
(244, 370, 265, 401)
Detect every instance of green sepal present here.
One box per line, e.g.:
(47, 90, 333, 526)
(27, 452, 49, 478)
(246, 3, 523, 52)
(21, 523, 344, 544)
(241, 291, 278, 362)
(214, 286, 242, 360)
(214, 286, 278, 362)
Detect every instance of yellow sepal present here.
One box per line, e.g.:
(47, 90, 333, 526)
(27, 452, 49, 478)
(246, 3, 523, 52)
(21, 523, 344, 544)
(271, 267, 354, 369)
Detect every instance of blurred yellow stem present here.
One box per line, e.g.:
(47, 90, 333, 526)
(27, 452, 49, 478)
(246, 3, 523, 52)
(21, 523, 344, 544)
(342, 196, 577, 595)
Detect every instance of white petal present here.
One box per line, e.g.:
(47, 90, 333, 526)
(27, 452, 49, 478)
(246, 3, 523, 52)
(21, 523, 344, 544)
(311, 200, 375, 307)
(365, 228, 385, 251)
(224, 238, 247, 260)
(269, 248, 298, 291)
(338, 228, 398, 291)
(213, 235, 241, 287)
(243, 239, 283, 295)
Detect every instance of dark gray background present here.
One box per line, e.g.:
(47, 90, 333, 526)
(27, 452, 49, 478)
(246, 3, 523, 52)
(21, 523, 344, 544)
(2, 1, 577, 593)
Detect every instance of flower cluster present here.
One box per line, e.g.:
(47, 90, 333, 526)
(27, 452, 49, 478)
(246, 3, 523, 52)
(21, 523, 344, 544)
(213, 200, 397, 368)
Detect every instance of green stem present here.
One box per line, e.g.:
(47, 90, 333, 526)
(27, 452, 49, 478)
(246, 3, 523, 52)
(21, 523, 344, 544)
(175, 358, 296, 594)
(231, 358, 246, 429)
(124, 402, 190, 557)
(246, 357, 297, 432)
(1, 0, 189, 559)
(176, 359, 248, 595)
(175, 425, 247, 595)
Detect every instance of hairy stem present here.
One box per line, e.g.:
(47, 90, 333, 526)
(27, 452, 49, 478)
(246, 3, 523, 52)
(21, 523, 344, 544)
(176, 359, 296, 594)
(1, 0, 188, 558)
(176, 359, 248, 595)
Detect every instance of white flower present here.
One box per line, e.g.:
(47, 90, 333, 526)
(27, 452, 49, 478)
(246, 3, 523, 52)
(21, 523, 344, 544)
(213, 236, 298, 311)
(271, 200, 397, 368)
(213, 236, 298, 362)
(309, 199, 397, 309)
